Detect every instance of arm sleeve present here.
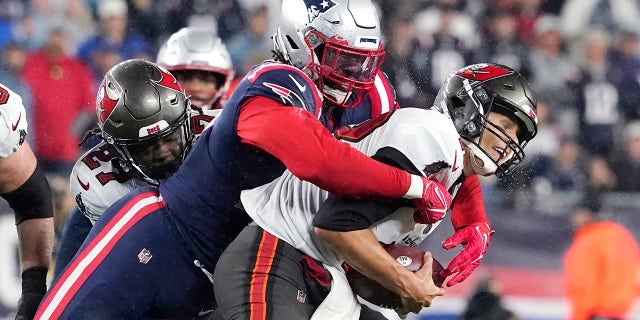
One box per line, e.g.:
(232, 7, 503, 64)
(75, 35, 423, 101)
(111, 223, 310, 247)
(1, 162, 53, 224)
(313, 148, 415, 231)
(236, 96, 411, 198)
(450, 174, 488, 230)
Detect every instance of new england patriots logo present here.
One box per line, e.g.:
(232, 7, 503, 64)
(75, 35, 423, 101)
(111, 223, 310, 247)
(304, 0, 339, 23)
(263, 82, 307, 109)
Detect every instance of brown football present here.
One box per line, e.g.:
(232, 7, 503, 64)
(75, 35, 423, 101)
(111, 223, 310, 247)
(346, 244, 445, 309)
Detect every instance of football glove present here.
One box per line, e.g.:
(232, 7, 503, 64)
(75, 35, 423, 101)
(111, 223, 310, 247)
(412, 177, 452, 224)
(441, 222, 494, 287)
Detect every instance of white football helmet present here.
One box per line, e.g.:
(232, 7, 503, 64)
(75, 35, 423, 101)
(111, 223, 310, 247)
(273, 0, 385, 108)
(156, 27, 234, 109)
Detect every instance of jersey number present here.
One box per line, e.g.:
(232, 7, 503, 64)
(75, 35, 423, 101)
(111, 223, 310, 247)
(81, 145, 129, 185)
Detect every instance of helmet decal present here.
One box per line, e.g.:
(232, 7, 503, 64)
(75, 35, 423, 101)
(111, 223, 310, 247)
(457, 64, 512, 82)
(96, 80, 120, 123)
(154, 67, 182, 92)
(304, 0, 339, 23)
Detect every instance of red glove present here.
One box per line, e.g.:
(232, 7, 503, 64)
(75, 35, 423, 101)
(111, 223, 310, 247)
(441, 221, 494, 287)
(412, 177, 452, 224)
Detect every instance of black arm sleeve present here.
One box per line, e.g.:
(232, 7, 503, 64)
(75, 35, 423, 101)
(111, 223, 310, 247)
(1, 163, 54, 225)
(313, 147, 420, 231)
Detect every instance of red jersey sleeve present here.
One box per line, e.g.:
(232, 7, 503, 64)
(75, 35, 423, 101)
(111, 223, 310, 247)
(450, 174, 489, 230)
(236, 96, 411, 198)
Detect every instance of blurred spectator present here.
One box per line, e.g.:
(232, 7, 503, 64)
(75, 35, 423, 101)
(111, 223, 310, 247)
(0, 16, 15, 51)
(12, 0, 64, 51)
(127, 0, 164, 50)
(62, 0, 96, 53)
(12, 0, 93, 54)
(608, 29, 640, 122)
(473, 8, 529, 73)
(225, 3, 272, 76)
(459, 275, 519, 320)
(525, 15, 580, 138)
(560, 0, 640, 40)
(407, 0, 473, 106)
(563, 194, 640, 320)
(515, 0, 544, 46)
(21, 28, 95, 179)
(381, 12, 426, 108)
(76, 0, 151, 84)
(571, 30, 620, 157)
(0, 42, 33, 145)
(528, 137, 587, 194)
(584, 155, 616, 192)
(611, 120, 640, 192)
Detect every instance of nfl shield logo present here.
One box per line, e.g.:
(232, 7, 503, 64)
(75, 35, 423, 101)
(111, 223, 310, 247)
(138, 248, 153, 264)
(296, 290, 307, 303)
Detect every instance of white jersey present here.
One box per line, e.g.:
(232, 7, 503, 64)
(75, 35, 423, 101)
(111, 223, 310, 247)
(0, 83, 28, 158)
(241, 108, 465, 269)
(71, 108, 221, 223)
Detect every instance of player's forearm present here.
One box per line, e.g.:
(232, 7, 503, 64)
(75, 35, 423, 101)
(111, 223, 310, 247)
(17, 218, 54, 270)
(237, 97, 419, 199)
(450, 174, 488, 229)
(314, 227, 422, 299)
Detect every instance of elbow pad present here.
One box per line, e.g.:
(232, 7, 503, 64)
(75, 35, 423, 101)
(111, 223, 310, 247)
(1, 163, 54, 225)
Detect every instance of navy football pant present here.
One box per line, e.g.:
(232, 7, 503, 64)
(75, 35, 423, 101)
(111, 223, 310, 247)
(53, 208, 93, 281)
(36, 187, 214, 320)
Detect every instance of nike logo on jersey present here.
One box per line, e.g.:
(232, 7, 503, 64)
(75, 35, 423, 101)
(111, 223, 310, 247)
(77, 175, 90, 191)
(11, 112, 21, 131)
(198, 309, 214, 317)
(289, 74, 307, 92)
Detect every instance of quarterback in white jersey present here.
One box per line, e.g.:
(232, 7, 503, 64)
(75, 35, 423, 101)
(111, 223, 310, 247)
(70, 107, 220, 224)
(213, 63, 539, 319)
(240, 108, 462, 269)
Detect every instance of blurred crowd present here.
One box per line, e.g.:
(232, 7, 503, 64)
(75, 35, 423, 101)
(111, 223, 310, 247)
(2, 0, 640, 224)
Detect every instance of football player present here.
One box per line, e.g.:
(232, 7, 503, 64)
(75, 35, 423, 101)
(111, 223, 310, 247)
(271, 0, 493, 291)
(213, 63, 539, 319)
(36, 0, 452, 318)
(0, 83, 54, 320)
(53, 28, 231, 279)
(156, 27, 235, 110)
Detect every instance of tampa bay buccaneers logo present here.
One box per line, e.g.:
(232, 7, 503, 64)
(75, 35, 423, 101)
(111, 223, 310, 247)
(457, 64, 512, 82)
(304, 0, 339, 23)
(96, 79, 119, 123)
(153, 65, 182, 92)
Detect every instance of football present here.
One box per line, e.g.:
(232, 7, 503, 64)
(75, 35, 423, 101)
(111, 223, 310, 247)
(346, 244, 445, 309)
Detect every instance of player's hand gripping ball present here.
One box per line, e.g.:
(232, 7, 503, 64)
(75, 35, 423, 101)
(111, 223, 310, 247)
(346, 244, 445, 309)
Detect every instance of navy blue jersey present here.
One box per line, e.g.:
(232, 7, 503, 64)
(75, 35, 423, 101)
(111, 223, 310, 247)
(321, 70, 398, 130)
(159, 61, 322, 269)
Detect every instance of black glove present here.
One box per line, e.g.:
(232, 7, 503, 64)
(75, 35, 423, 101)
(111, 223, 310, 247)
(15, 267, 48, 320)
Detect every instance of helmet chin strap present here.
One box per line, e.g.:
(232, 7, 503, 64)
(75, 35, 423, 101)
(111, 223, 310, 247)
(465, 141, 497, 176)
(322, 85, 351, 105)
